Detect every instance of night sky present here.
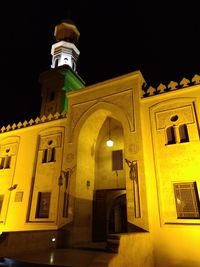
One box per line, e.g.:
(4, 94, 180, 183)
(0, 1, 200, 126)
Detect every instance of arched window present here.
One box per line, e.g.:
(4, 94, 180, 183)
(55, 58, 59, 67)
(179, 124, 189, 143)
(72, 61, 76, 71)
(166, 126, 176, 144)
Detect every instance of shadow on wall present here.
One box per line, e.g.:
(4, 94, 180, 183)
(127, 222, 147, 233)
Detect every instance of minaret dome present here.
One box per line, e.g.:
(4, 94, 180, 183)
(51, 19, 80, 71)
(54, 19, 80, 43)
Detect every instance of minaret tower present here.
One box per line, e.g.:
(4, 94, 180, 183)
(51, 19, 80, 71)
(39, 20, 85, 116)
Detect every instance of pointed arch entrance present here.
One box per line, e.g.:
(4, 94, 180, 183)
(73, 104, 130, 244)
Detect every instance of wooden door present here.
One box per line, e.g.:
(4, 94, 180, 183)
(92, 190, 107, 241)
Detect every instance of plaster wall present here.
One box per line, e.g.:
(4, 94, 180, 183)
(0, 118, 68, 232)
(141, 84, 200, 266)
(66, 71, 149, 243)
(109, 233, 154, 267)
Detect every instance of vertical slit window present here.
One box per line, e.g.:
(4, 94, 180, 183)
(179, 124, 189, 143)
(166, 126, 176, 145)
(5, 156, 11, 168)
(42, 148, 56, 163)
(174, 182, 200, 219)
(0, 195, 4, 215)
(55, 58, 59, 67)
(63, 193, 69, 218)
(49, 92, 55, 102)
(49, 147, 55, 162)
(0, 158, 5, 169)
(0, 156, 11, 169)
(42, 149, 48, 163)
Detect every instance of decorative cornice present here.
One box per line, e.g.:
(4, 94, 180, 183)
(141, 74, 200, 97)
(0, 111, 67, 134)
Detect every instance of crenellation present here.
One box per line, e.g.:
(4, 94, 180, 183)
(167, 80, 178, 90)
(6, 125, 11, 131)
(179, 77, 190, 87)
(142, 74, 200, 97)
(29, 119, 35, 125)
(157, 83, 166, 93)
(0, 111, 67, 134)
(192, 74, 200, 83)
(17, 122, 23, 128)
(23, 120, 28, 127)
(11, 123, 17, 130)
(35, 117, 41, 124)
(47, 113, 54, 120)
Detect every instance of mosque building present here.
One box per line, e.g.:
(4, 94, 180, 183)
(0, 19, 200, 266)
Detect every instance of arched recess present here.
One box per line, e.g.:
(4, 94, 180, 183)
(71, 102, 130, 244)
(28, 126, 65, 223)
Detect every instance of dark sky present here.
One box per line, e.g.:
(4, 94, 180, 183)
(0, 1, 200, 126)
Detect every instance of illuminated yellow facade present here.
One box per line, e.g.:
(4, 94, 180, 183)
(0, 20, 200, 266)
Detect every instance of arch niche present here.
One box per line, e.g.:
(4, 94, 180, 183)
(72, 103, 130, 243)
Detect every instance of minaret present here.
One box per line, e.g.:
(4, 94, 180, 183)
(51, 19, 80, 71)
(39, 20, 85, 116)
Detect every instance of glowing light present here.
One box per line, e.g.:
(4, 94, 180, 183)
(106, 139, 114, 147)
(52, 237, 56, 242)
(106, 117, 114, 147)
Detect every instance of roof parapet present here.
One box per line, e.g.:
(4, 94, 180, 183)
(0, 111, 67, 134)
(141, 74, 200, 97)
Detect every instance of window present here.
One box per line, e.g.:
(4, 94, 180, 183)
(0, 195, 4, 215)
(49, 91, 55, 102)
(63, 192, 69, 218)
(42, 140, 56, 163)
(179, 124, 189, 143)
(0, 156, 11, 169)
(72, 61, 76, 71)
(166, 126, 176, 145)
(174, 182, 200, 219)
(112, 150, 123, 171)
(166, 124, 189, 145)
(36, 192, 51, 218)
(42, 147, 55, 163)
(55, 58, 59, 67)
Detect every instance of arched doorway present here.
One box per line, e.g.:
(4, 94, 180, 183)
(92, 117, 127, 241)
(92, 189, 127, 241)
(73, 108, 129, 244)
(108, 194, 127, 234)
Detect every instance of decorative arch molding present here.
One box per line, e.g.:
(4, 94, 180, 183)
(0, 135, 20, 144)
(150, 97, 197, 112)
(68, 100, 132, 143)
(37, 126, 65, 161)
(149, 97, 198, 131)
(0, 135, 20, 161)
(38, 126, 65, 136)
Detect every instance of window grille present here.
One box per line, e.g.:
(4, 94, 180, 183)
(36, 192, 51, 218)
(174, 182, 200, 218)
